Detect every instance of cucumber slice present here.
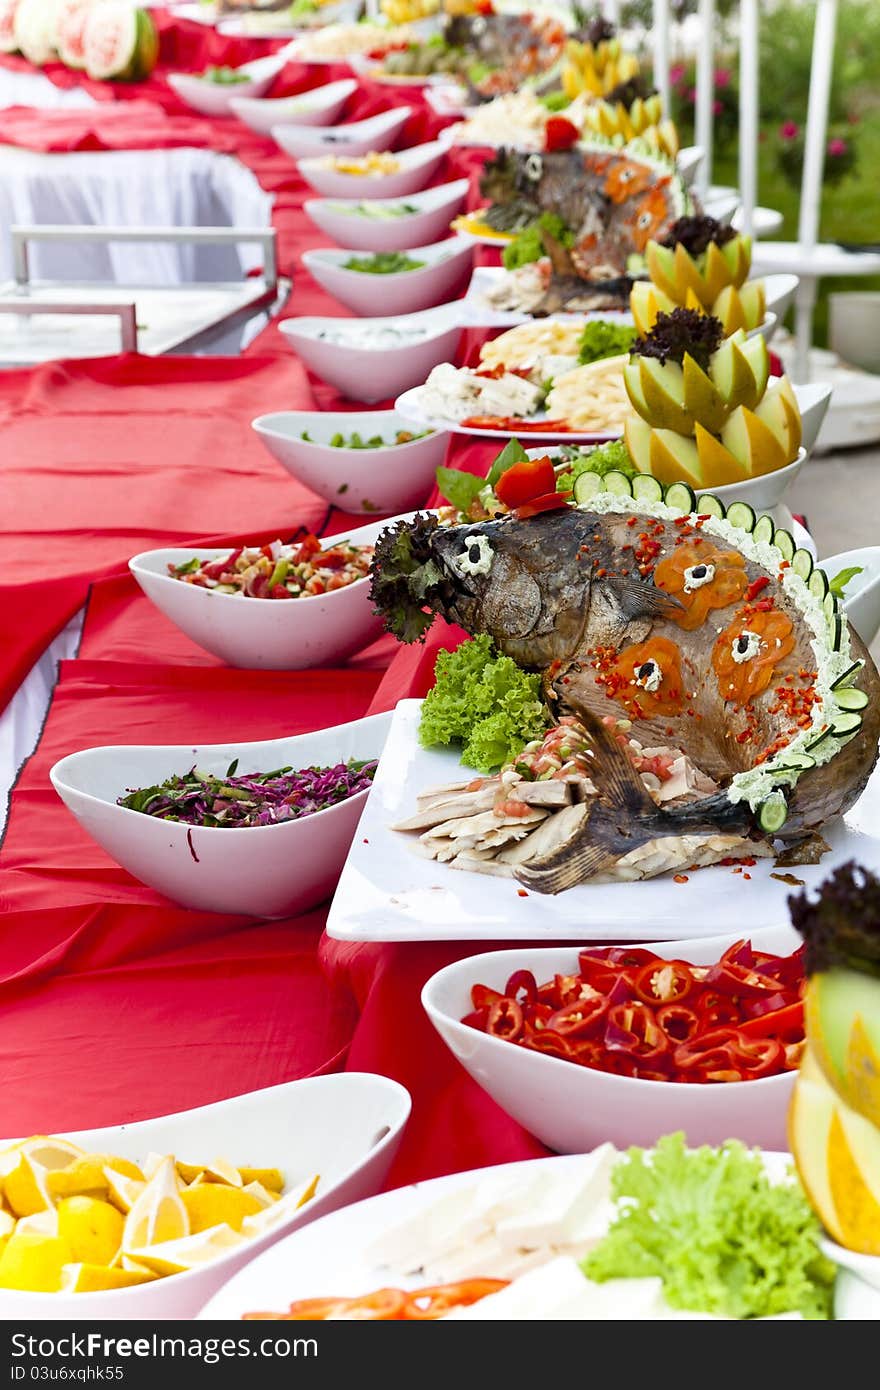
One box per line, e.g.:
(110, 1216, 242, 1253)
(809, 568, 829, 601)
(831, 711, 863, 739)
(822, 590, 838, 628)
(753, 514, 775, 547)
(695, 493, 725, 520)
(791, 548, 814, 582)
(774, 529, 795, 562)
(573, 471, 603, 506)
(603, 470, 635, 498)
(835, 686, 869, 711)
(726, 501, 756, 532)
(632, 474, 663, 502)
(772, 752, 816, 773)
(758, 790, 788, 834)
(805, 727, 833, 754)
(831, 660, 863, 690)
(830, 614, 844, 652)
(664, 481, 697, 515)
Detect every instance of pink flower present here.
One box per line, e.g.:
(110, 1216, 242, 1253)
(827, 137, 848, 157)
(669, 63, 686, 85)
(713, 99, 723, 115)
(714, 67, 731, 88)
(780, 120, 800, 140)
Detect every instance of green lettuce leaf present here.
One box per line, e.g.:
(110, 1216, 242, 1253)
(435, 466, 486, 515)
(582, 1132, 835, 1320)
(487, 438, 529, 488)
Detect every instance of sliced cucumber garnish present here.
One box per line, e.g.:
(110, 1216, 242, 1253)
(791, 548, 814, 582)
(726, 501, 756, 532)
(665, 481, 697, 515)
(831, 711, 863, 739)
(773, 752, 816, 773)
(832, 660, 864, 690)
(604, 470, 635, 498)
(835, 686, 869, 711)
(774, 529, 795, 562)
(753, 514, 775, 547)
(805, 727, 833, 754)
(830, 613, 844, 651)
(758, 790, 788, 834)
(632, 474, 664, 503)
(822, 590, 838, 628)
(573, 471, 603, 506)
(809, 568, 829, 601)
(695, 493, 725, 520)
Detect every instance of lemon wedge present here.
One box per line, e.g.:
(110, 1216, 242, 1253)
(19, 1137, 85, 1170)
(0, 1211, 15, 1240)
(123, 1158, 188, 1252)
(4, 1155, 54, 1218)
(240, 1175, 319, 1238)
(127, 1224, 244, 1276)
(104, 1169, 145, 1215)
(16, 1210, 59, 1238)
(241, 1181, 278, 1208)
(0, 1232, 71, 1292)
(181, 1184, 264, 1235)
(237, 1168, 285, 1193)
(57, 1197, 124, 1267)
(61, 1263, 157, 1293)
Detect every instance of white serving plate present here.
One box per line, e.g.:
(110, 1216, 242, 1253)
(128, 514, 405, 670)
(252, 409, 448, 514)
(278, 302, 463, 402)
(230, 79, 357, 135)
(296, 138, 447, 199)
(51, 711, 391, 919)
(459, 268, 798, 331)
(0, 1073, 410, 1321)
(219, 0, 362, 36)
(423, 924, 802, 1153)
(326, 697, 880, 943)
(304, 178, 469, 252)
(198, 1149, 870, 1320)
(167, 52, 288, 115)
(819, 545, 880, 648)
(272, 105, 411, 160)
(396, 380, 829, 454)
(302, 235, 472, 315)
(423, 81, 469, 117)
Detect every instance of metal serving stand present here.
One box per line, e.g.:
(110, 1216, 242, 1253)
(0, 225, 287, 364)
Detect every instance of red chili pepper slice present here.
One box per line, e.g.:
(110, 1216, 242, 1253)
(745, 576, 770, 602)
(460, 416, 572, 433)
(605, 1001, 670, 1065)
(656, 1002, 701, 1043)
(544, 115, 580, 152)
(633, 960, 694, 1006)
(404, 1279, 508, 1320)
(460, 1008, 488, 1031)
(513, 491, 572, 520)
(471, 984, 504, 1011)
(738, 999, 804, 1041)
(486, 998, 523, 1040)
(494, 456, 556, 510)
(697, 990, 741, 1029)
(503, 969, 537, 1003)
(523, 1030, 577, 1061)
(703, 958, 784, 998)
(546, 996, 609, 1037)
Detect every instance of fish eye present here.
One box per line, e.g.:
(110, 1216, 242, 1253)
(525, 153, 543, 180)
(637, 211, 653, 228)
(450, 533, 494, 579)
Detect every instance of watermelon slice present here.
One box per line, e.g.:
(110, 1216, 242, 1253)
(83, 2, 157, 81)
(13, 0, 60, 64)
(55, 0, 95, 68)
(0, 0, 21, 53)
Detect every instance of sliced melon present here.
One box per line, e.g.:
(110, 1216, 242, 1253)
(638, 357, 693, 434)
(648, 429, 703, 488)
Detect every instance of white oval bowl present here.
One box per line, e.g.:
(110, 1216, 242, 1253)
(272, 105, 412, 160)
(422, 923, 802, 1153)
(251, 409, 449, 514)
(50, 711, 391, 918)
(167, 54, 284, 116)
(302, 235, 472, 315)
(820, 544, 880, 647)
(128, 514, 407, 670)
(277, 304, 464, 402)
(704, 445, 806, 512)
(794, 379, 833, 453)
(763, 272, 800, 323)
(676, 144, 703, 185)
(296, 138, 447, 199)
(0, 1073, 410, 1321)
(229, 79, 357, 135)
(304, 178, 469, 252)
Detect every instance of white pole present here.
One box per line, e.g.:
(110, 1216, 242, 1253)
(737, 0, 759, 238)
(798, 0, 837, 250)
(653, 0, 671, 121)
(694, 0, 715, 196)
(603, 0, 621, 25)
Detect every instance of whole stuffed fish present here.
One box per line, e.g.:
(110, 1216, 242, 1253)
(370, 504, 880, 892)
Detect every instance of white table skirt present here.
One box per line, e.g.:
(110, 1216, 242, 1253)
(0, 68, 97, 110)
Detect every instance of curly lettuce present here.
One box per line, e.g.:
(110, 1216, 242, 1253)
(419, 635, 548, 773)
(501, 212, 574, 271)
(555, 438, 636, 492)
(582, 1133, 835, 1320)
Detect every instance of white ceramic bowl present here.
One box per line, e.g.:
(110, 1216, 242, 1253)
(229, 79, 357, 135)
(272, 106, 412, 160)
(0, 1074, 410, 1321)
(167, 53, 286, 115)
(50, 711, 391, 918)
(676, 144, 703, 185)
(422, 923, 802, 1152)
(820, 1238, 880, 1294)
(128, 514, 405, 670)
(818, 545, 880, 647)
(302, 236, 472, 315)
(251, 409, 449, 514)
(763, 272, 799, 324)
(794, 379, 833, 453)
(277, 303, 464, 402)
(296, 138, 447, 199)
(304, 178, 469, 252)
(706, 446, 806, 513)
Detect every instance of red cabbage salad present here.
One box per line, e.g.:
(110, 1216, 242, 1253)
(117, 758, 378, 828)
(168, 534, 374, 599)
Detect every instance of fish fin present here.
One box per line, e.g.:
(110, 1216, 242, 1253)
(576, 702, 662, 820)
(603, 575, 684, 621)
(540, 229, 577, 277)
(515, 829, 621, 894)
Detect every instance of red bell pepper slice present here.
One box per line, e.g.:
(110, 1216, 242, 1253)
(633, 960, 694, 1006)
(513, 491, 572, 520)
(486, 998, 523, 1041)
(494, 456, 556, 510)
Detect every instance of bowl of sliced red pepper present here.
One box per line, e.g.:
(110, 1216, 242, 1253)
(422, 924, 804, 1152)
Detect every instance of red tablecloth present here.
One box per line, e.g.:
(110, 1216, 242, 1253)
(0, 37, 550, 1184)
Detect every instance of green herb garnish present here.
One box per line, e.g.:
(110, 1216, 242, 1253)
(202, 65, 251, 84)
(829, 565, 864, 599)
(342, 252, 426, 275)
